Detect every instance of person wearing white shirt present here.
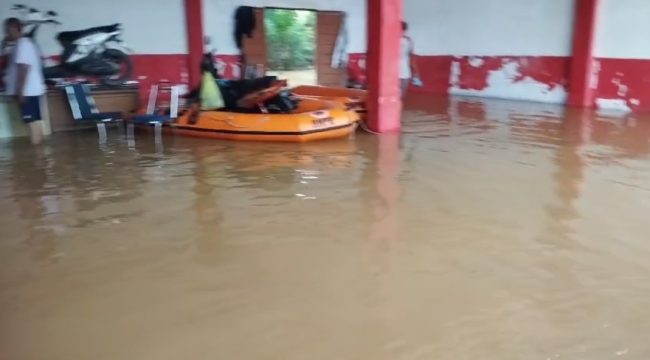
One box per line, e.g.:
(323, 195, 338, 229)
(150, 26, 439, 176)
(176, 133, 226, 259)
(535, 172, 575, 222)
(3, 17, 46, 144)
(400, 22, 421, 98)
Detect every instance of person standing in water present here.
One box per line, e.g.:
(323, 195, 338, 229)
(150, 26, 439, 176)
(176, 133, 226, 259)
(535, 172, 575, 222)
(3, 18, 46, 145)
(400, 21, 421, 98)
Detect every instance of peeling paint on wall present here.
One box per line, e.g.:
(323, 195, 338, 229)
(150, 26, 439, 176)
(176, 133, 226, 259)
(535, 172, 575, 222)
(399, 0, 576, 106)
(449, 57, 568, 104)
(468, 57, 485, 68)
(593, 58, 650, 112)
(596, 98, 632, 113)
(611, 78, 629, 97)
(348, 54, 367, 83)
(353, 54, 572, 104)
(589, 60, 601, 90)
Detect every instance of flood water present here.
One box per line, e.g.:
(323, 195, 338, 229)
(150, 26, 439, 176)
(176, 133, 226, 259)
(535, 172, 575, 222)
(2, 96, 650, 359)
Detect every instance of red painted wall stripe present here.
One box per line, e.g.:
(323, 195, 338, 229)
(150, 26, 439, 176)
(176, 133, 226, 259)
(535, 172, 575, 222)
(595, 58, 650, 112)
(73, 53, 650, 114)
(348, 54, 570, 97)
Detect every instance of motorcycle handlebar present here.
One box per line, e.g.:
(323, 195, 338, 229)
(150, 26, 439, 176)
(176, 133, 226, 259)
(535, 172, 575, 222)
(21, 19, 60, 26)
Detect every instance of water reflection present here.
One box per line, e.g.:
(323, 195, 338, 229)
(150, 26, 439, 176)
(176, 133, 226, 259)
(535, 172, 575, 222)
(360, 134, 402, 275)
(544, 110, 588, 243)
(2, 96, 650, 359)
(6, 145, 60, 262)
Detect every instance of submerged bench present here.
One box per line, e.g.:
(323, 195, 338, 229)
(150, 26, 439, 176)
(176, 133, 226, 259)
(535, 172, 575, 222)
(64, 83, 123, 142)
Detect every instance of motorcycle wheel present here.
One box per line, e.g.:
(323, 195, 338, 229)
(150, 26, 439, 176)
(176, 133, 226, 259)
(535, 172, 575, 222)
(101, 50, 133, 87)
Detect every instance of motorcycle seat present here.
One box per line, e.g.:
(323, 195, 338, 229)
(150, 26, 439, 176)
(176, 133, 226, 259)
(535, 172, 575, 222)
(57, 24, 120, 44)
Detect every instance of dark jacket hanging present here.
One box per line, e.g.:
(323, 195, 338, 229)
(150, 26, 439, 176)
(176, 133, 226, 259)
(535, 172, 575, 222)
(234, 6, 256, 50)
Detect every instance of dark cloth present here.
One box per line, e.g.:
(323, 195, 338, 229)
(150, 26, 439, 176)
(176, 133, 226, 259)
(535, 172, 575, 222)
(219, 76, 278, 110)
(201, 51, 220, 80)
(185, 76, 278, 112)
(238, 54, 247, 80)
(20, 96, 42, 123)
(233, 6, 256, 50)
(265, 90, 299, 114)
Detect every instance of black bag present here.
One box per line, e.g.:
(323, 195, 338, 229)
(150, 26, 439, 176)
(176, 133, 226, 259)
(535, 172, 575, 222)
(265, 90, 299, 114)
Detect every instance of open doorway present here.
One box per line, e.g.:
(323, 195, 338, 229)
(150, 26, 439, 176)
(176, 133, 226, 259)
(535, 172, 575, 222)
(264, 8, 317, 86)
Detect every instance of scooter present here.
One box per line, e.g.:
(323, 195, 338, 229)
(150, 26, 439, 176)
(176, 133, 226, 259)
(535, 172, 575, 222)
(12, 4, 133, 86)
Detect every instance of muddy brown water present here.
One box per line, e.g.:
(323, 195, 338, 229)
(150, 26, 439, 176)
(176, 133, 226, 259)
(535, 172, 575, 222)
(1, 96, 650, 359)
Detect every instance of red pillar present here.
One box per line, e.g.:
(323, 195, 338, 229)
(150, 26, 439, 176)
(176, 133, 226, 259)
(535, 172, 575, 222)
(184, 0, 204, 89)
(568, 0, 600, 107)
(366, 0, 403, 133)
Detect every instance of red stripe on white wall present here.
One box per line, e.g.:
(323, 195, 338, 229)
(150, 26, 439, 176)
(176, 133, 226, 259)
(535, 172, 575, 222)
(347, 54, 571, 103)
(594, 58, 650, 112)
(49, 53, 650, 113)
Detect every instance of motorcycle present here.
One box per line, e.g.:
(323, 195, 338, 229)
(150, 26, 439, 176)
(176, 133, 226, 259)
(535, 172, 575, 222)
(12, 4, 133, 86)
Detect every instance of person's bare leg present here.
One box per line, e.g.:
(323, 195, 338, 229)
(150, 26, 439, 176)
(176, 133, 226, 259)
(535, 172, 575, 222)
(29, 121, 44, 145)
(400, 79, 409, 98)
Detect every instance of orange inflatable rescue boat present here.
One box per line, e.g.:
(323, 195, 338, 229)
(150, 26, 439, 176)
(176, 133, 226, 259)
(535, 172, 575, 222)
(173, 98, 360, 143)
(291, 85, 367, 119)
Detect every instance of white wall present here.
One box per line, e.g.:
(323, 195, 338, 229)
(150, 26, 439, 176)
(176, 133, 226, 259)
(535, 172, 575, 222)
(594, 0, 650, 58)
(404, 0, 576, 56)
(203, 0, 576, 57)
(0, 0, 187, 56)
(203, 0, 367, 54)
(2, 0, 581, 58)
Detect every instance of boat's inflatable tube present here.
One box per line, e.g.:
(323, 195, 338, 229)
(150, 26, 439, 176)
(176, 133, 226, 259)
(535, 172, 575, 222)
(172, 98, 360, 142)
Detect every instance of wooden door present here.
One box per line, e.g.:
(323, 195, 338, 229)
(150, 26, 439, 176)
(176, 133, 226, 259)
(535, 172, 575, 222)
(316, 11, 346, 87)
